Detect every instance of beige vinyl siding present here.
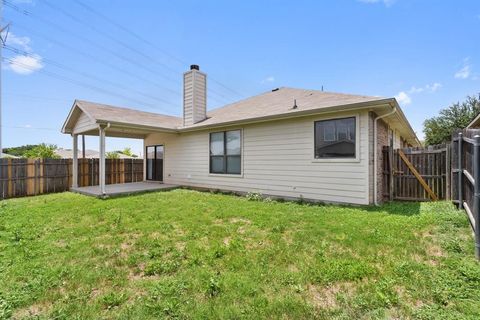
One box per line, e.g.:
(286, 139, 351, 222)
(73, 112, 95, 134)
(145, 110, 370, 205)
(183, 70, 207, 125)
(183, 72, 194, 126)
(193, 72, 206, 123)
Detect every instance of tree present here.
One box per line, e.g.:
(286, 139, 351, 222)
(23, 144, 60, 159)
(120, 147, 137, 158)
(3, 144, 39, 157)
(106, 151, 120, 159)
(423, 93, 480, 145)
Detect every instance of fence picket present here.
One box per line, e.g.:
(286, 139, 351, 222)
(0, 158, 144, 200)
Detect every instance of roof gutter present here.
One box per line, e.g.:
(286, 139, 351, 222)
(178, 99, 395, 133)
(374, 104, 397, 206)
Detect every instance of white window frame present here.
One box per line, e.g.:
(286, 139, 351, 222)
(311, 114, 360, 163)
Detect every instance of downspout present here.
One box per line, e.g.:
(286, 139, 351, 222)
(373, 105, 397, 205)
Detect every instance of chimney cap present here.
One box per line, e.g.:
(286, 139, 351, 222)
(190, 64, 200, 71)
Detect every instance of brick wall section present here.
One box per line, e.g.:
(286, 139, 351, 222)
(376, 118, 389, 203)
(368, 112, 374, 204)
(368, 112, 389, 204)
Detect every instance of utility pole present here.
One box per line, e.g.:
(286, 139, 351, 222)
(0, 1, 9, 158)
(0, 0, 3, 158)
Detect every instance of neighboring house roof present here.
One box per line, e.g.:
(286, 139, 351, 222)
(62, 87, 419, 145)
(55, 148, 137, 159)
(467, 112, 480, 129)
(1, 153, 19, 158)
(55, 148, 100, 159)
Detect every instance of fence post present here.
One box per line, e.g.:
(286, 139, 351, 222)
(458, 132, 463, 209)
(473, 135, 480, 260)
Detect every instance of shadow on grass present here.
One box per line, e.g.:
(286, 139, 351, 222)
(362, 201, 422, 216)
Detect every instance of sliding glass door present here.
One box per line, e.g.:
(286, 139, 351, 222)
(146, 145, 163, 181)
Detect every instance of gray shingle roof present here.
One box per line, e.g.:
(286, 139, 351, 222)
(67, 87, 385, 132)
(76, 100, 182, 130)
(188, 87, 384, 128)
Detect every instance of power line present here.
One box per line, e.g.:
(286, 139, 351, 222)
(4, 44, 178, 108)
(10, 23, 182, 98)
(41, 0, 182, 81)
(8, 22, 231, 106)
(4, 56, 174, 111)
(72, 0, 245, 99)
(4, 1, 183, 87)
(4, 0, 240, 106)
(8, 0, 233, 104)
(4, 93, 71, 103)
(4, 125, 58, 131)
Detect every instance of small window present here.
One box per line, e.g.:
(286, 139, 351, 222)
(210, 130, 241, 174)
(315, 117, 356, 158)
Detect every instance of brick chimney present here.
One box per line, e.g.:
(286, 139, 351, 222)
(183, 65, 207, 126)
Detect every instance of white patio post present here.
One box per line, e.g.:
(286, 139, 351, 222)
(72, 134, 78, 188)
(99, 126, 106, 195)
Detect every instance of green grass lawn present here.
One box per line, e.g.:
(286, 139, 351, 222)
(0, 189, 479, 319)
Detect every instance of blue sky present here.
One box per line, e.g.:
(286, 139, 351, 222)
(2, 0, 479, 155)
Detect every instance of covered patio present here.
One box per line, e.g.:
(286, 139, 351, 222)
(61, 100, 181, 197)
(71, 182, 178, 198)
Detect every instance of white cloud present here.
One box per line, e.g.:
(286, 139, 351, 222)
(408, 83, 442, 94)
(358, 0, 396, 7)
(5, 33, 32, 51)
(3, 32, 44, 75)
(261, 76, 275, 84)
(409, 86, 424, 94)
(426, 82, 442, 92)
(454, 58, 474, 80)
(395, 82, 441, 106)
(8, 54, 44, 75)
(455, 65, 471, 79)
(395, 91, 411, 105)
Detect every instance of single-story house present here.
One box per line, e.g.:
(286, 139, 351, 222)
(55, 148, 137, 159)
(467, 112, 480, 129)
(62, 65, 420, 205)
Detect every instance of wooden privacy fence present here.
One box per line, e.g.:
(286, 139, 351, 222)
(452, 129, 480, 259)
(382, 144, 450, 201)
(0, 158, 144, 200)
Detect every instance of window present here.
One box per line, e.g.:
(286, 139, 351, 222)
(314, 117, 356, 158)
(210, 130, 241, 174)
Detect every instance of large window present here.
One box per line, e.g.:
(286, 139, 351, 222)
(314, 117, 356, 158)
(210, 130, 241, 174)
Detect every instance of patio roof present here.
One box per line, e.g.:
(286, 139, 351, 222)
(62, 100, 182, 138)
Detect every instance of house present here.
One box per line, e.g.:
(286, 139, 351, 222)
(55, 148, 100, 159)
(467, 112, 480, 129)
(0, 152, 18, 158)
(62, 65, 420, 205)
(55, 148, 137, 159)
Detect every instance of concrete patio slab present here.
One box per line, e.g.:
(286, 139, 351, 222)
(71, 182, 179, 198)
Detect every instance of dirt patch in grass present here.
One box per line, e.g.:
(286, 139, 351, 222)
(12, 302, 51, 319)
(237, 225, 248, 234)
(288, 264, 299, 272)
(307, 282, 356, 309)
(230, 217, 251, 224)
(223, 237, 231, 246)
(175, 241, 186, 251)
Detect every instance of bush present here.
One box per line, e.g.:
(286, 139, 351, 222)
(246, 192, 262, 201)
